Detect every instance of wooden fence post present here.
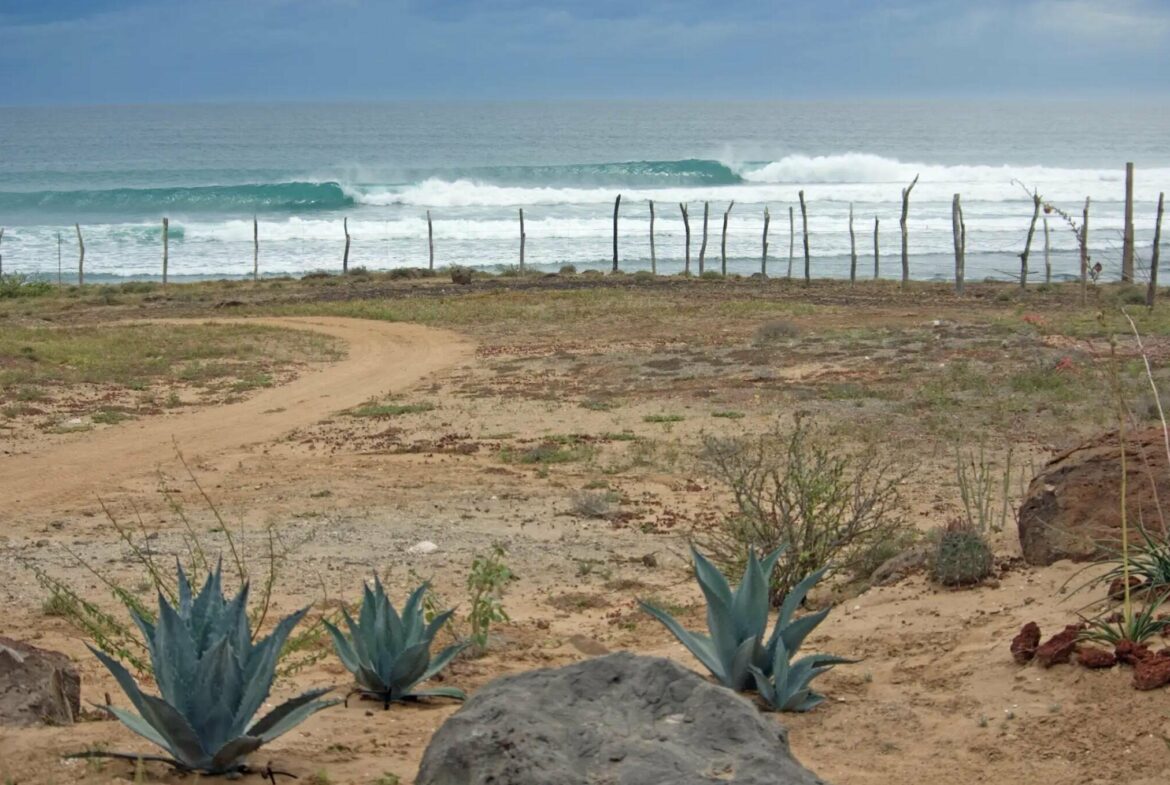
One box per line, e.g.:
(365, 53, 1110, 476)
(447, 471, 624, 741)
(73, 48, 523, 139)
(1043, 216, 1051, 285)
(649, 200, 657, 275)
(1080, 197, 1091, 304)
(680, 203, 691, 275)
(1123, 162, 1135, 283)
(873, 217, 880, 280)
(162, 217, 169, 288)
(252, 217, 259, 282)
(798, 190, 810, 285)
(762, 207, 770, 276)
(788, 206, 795, 280)
(952, 194, 965, 295)
(519, 208, 526, 270)
(612, 194, 621, 272)
(1147, 192, 1165, 308)
(699, 201, 709, 274)
(900, 174, 919, 288)
(57, 232, 62, 291)
(848, 203, 857, 284)
(427, 210, 435, 270)
(0, 227, 4, 276)
(341, 217, 350, 274)
(721, 201, 735, 276)
(1019, 190, 1041, 290)
(75, 224, 85, 286)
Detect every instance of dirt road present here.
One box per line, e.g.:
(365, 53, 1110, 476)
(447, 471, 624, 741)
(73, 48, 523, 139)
(1, 316, 472, 521)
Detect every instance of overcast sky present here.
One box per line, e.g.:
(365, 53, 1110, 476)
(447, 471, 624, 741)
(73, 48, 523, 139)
(1, 0, 1168, 105)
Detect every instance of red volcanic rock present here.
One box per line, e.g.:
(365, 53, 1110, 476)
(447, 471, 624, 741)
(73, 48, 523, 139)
(1108, 576, 1146, 602)
(1115, 640, 1153, 666)
(1035, 625, 1081, 668)
(1076, 647, 1117, 669)
(1133, 656, 1170, 690)
(1011, 622, 1042, 664)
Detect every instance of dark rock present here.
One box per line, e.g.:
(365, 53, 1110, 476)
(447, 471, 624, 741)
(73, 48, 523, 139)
(416, 652, 828, 785)
(0, 637, 80, 726)
(450, 267, 474, 285)
(1018, 428, 1170, 565)
(1108, 576, 1146, 602)
(871, 546, 931, 586)
(1133, 655, 1170, 690)
(1076, 647, 1117, 669)
(1035, 625, 1080, 668)
(1115, 640, 1153, 666)
(1010, 622, 1042, 664)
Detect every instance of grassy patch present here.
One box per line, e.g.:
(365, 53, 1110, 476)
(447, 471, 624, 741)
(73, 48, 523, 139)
(501, 439, 595, 465)
(643, 413, 685, 424)
(349, 401, 435, 418)
(711, 410, 745, 419)
(91, 408, 134, 425)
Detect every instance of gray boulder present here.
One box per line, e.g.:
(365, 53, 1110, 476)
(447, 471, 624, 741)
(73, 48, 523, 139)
(0, 636, 80, 726)
(416, 652, 828, 785)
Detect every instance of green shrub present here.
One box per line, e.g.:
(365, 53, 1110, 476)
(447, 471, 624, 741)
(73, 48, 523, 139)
(0, 273, 53, 299)
(467, 544, 513, 655)
(932, 521, 993, 586)
(754, 320, 799, 344)
(559, 264, 577, 276)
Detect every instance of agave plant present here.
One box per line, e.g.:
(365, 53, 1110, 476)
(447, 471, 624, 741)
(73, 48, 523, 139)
(640, 546, 844, 693)
(73, 563, 336, 775)
(326, 577, 467, 708)
(750, 639, 856, 712)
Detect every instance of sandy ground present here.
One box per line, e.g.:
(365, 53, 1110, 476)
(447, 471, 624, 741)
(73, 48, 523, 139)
(3, 286, 1170, 785)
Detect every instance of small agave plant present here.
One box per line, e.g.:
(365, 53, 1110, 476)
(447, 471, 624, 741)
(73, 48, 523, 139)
(74, 563, 336, 775)
(640, 546, 854, 711)
(326, 576, 467, 708)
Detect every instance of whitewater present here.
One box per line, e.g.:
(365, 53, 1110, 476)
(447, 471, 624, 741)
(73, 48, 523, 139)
(1, 101, 1167, 281)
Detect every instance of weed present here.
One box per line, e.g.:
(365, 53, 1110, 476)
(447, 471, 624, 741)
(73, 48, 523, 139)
(91, 408, 133, 426)
(468, 544, 513, 655)
(570, 489, 620, 519)
(711, 410, 745, 419)
(754, 320, 800, 344)
(643, 413, 684, 424)
(580, 399, 615, 411)
(375, 775, 401, 785)
(349, 401, 435, 418)
(501, 440, 593, 465)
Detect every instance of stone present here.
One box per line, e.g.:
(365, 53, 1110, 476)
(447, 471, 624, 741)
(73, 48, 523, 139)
(870, 546, 931, 586)
(1010, 622, 1041, 664)
(1134, 655, 1170, 690)
(1076, 647, 1117, 669)
(407, 540, 440, 555)
(1035, 625, 1080, 668)
(0, 637, 80, 726)
(416, 652, 829, 785)
(1018, 427, 1170, 565)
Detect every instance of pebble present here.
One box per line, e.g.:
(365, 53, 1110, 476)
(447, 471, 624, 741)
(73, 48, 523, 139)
(407, 540, 440, 555)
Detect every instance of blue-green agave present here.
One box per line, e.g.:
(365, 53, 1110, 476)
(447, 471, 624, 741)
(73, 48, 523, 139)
(750, 640, 856, 712)
(325, 577, 466, 708)
(81, 563, 336, 774)
(640, 546, 853, 707)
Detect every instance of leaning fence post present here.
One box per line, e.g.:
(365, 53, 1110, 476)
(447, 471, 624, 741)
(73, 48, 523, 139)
(952, 194, 965, 295)
(1080, 197, 1091, 304)
(721, 201, 734, 276)
(162, 217, 169, 288)
(699, 201, 709, 275)
(787, 206, 794, 280)
(1147, 192, 1165, 308)
(680, 203, 691, 275)
(342, 217, 350, 274)
(1123, 162, 1135, 283)
(848, 203, 857, 284)
(427, 210, 435, 270)
(1043, 216, 1051, 285)
(612, 194, 621, 272)
(1020, 190, 1041, 290)
(648, 200, 657, 275)
(798, 190, 810, 285)
(57, 232, 62, 291)
(75, 223, 85, 286)
(900, 174, 919, 288)
(873, 217, 880, 280)
(519, 208, 526, 271)
(0, 227, 4, 276)
(252, 216, 259, 282)
(762, 207, 770, 276)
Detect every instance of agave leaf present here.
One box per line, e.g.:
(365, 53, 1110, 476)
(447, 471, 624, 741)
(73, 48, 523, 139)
(341, 608, 372, 666)
(191, 636, 243, 754)
(691, 547, 733, 608)
(748, 665, 776, 706)
(407, 686, 466, 701)
(209, 735, 263, 771)
(102, 704, 173, 753)
(772, 607, 830, 657)
(423, 609, 456, 644)
(757, 546, 786, 585)
(324, 619, 360, 673)
(134, 692, 208, 767)
(792, 693, 825, 712)
(727, 636, 761, 692)
(638, 600, 727, 685)
(422, 641, 468, 683)
(398, 583, 429, 643)
(248, 686, 334, 741)
(357, 663, 388, 694)
(233, 608, 306, 730)
(177, 561, 194, 617)
(731, 550, 770, 645)
(778, 567, 828, 628)
(388, 642, 432, 695)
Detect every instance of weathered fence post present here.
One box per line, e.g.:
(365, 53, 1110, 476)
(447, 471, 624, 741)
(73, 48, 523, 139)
(427, 210, 435, 270)
(762, 207, 770, 276)
(1080, 197, 1091, 304)
(680, 203, 691, 275)
(798, 190, 810, 285)
(787, 206, 795, 280)
(699, 201, 709, 274)
(649, 200, 657, 275)
(612, 194, 621, 272)
(721, 201, 735, 276)
(0, 227, 4, 276)
(519, 208, 526, 270)
(1020, 190, 1041, 290)
(341, 217, 350, 274)
(900, 174, 919, 288)
(75, 223, 85, 286)
(952, 194, 965, 295)
(1123, 162, 1135, 283)
(1043, 216, 1051, 285)
(162, 217, 169, 288)
(57, 232, 62, 291)
(848, 203, 857, 284)
(252, 216, 259, 282)
(873, 217, 880, 280)
(1147, 192, 1165, 308)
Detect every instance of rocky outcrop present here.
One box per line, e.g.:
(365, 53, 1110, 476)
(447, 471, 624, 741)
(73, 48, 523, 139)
(1018, 428, 1170, 565)
(1010, 622, 1041, 664)
(416, 652, 828, 785)
(0, 637, 80, 726)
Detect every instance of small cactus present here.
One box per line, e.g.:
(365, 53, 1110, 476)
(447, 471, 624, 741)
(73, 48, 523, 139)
(933, 521, 993, 586)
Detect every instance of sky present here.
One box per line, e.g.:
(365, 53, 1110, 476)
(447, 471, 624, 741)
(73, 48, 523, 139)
(1, 0, 1168, 105)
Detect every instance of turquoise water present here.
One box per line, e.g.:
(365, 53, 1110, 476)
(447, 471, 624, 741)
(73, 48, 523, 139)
(1, 101, 1168, 281)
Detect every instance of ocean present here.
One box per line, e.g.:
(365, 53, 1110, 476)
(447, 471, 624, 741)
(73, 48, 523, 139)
(1, 100, 1168, 282)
